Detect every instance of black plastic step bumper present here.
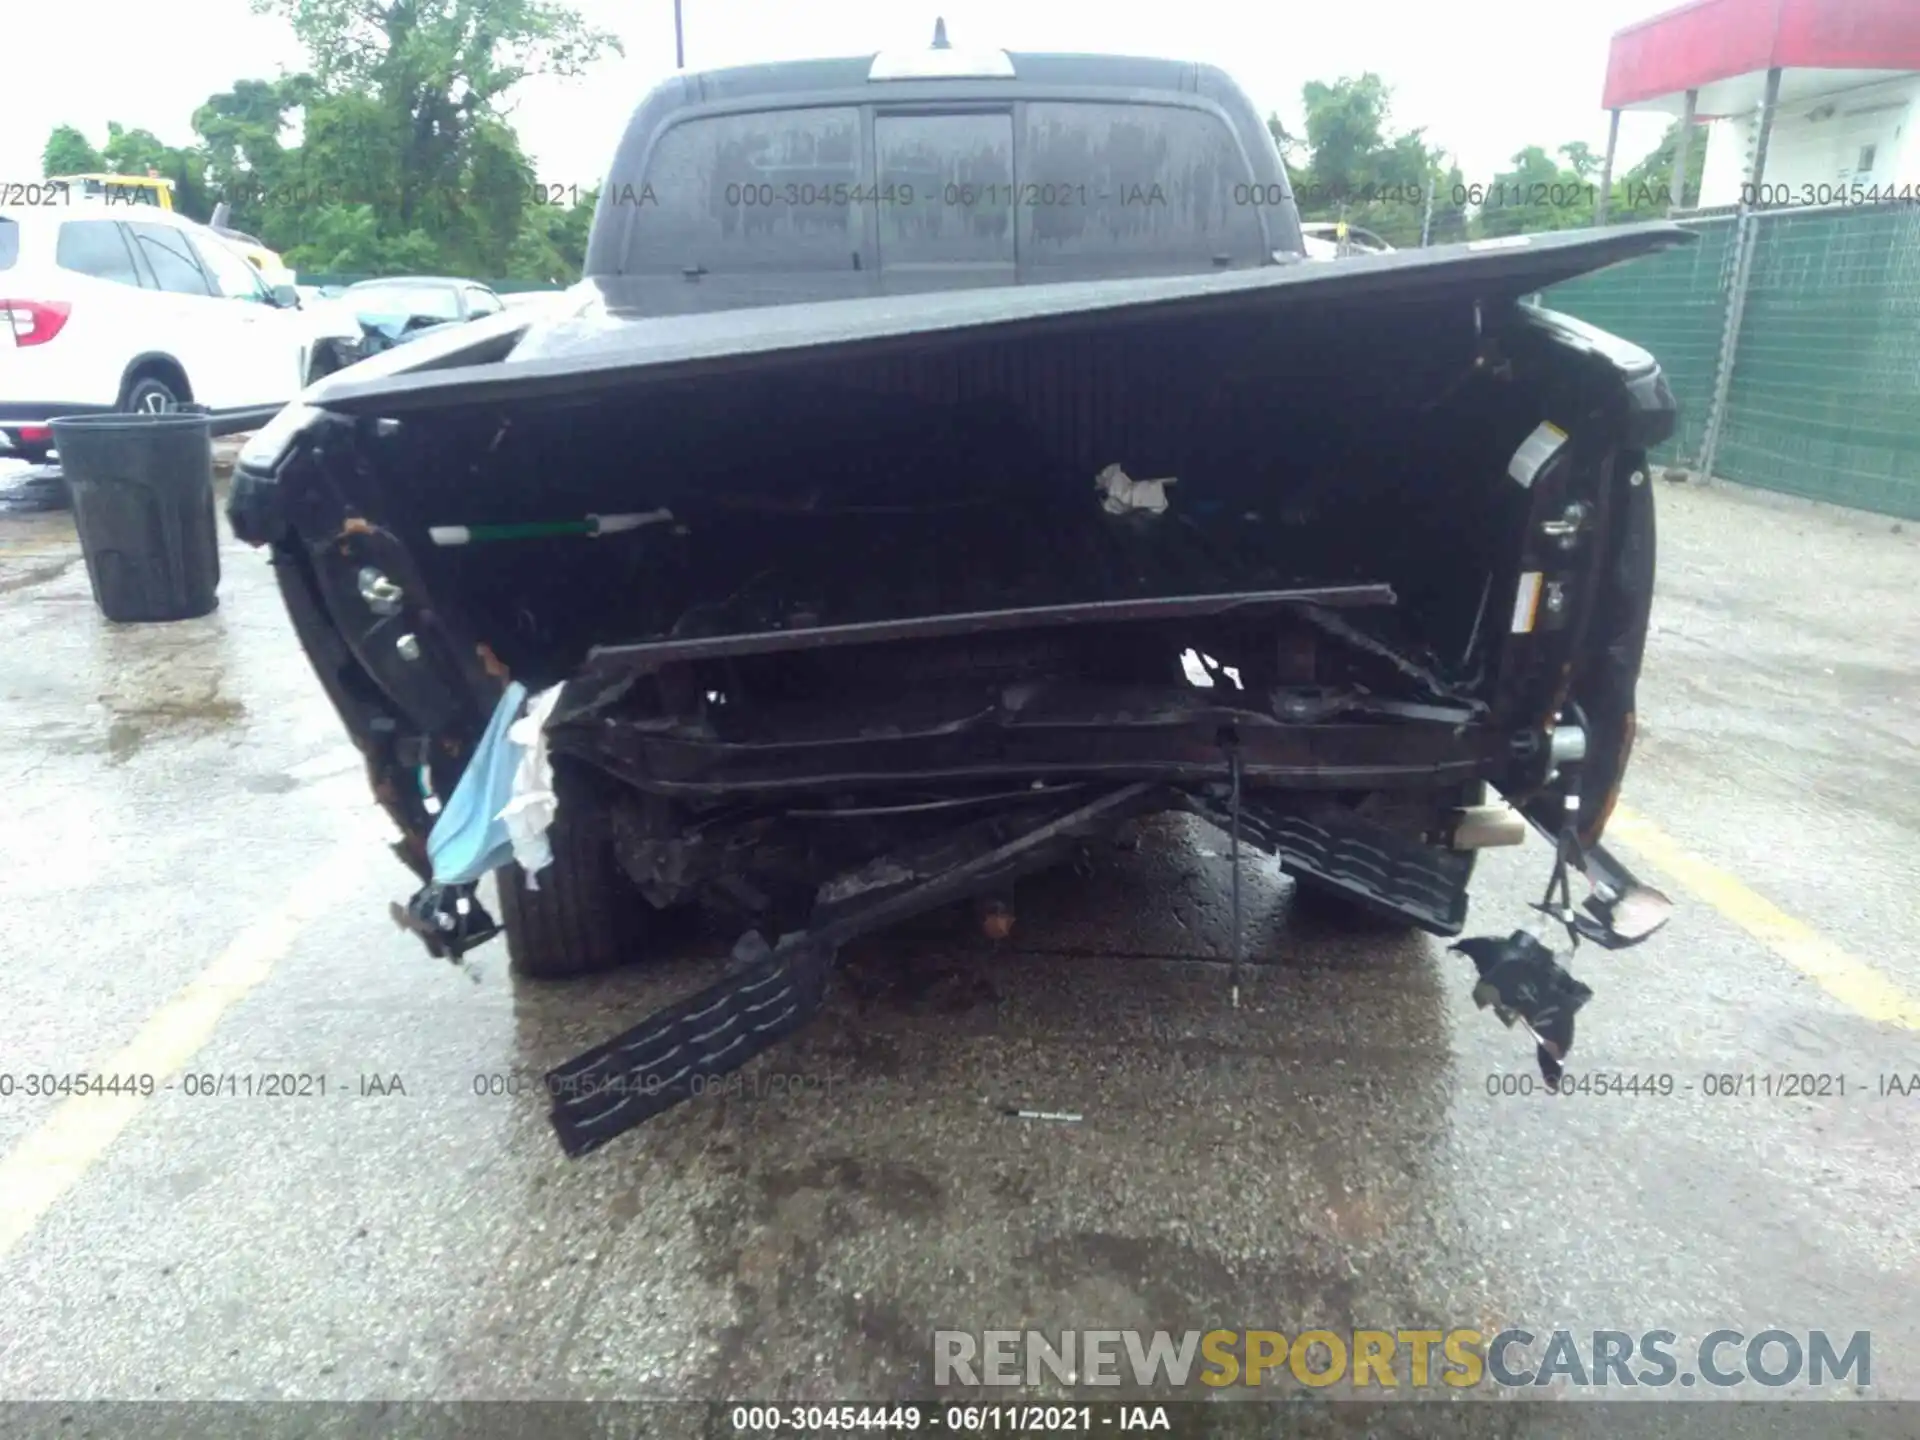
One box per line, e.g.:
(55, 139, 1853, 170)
(1181, 791, 1474, 935)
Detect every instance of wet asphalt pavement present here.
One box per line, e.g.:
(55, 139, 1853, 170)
(0, 461, 1917, 1429)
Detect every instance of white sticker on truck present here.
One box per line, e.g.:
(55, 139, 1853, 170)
(1508, 421, 1568, 488)
(1511, 571, 1544, 633)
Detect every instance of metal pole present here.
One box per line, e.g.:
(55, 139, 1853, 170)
(1696, 66, 1781, 486)
(674, 0, 684, 68)
(1746, 66, 1782, 195)
(1595, 108, 1621, 225)
(1420, 159, 1437, 247)
(1670, 88, 1698, 212)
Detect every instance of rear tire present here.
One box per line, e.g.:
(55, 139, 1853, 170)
(498, 762, 654, 979)
(122, 373, 185, 414)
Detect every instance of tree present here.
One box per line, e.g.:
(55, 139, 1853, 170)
(245, 0, 619, 277)
(1612, 118, 1710, 217)
(1297, 75, 1391, 196)
(1465, 117, 1710, 237)
(1286, 75, 1444, 247)
(1424, 158, 1471, 245)
(1477, 145, 1597, 236)
(102, 123, 215, 219)
(1264, 113, 1310, 196)
(1559, 142, 1600, 181)
(279, 201, 443, 275)
(506, 188, 593, 283)
(41, 125, 104, 177)
(194, 77, 313, 244)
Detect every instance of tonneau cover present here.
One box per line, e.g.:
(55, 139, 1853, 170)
(309, 223, 1692, 417)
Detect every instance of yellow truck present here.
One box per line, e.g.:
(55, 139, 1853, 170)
(207, 202, 297, 290)
(45, 172, 175, 209)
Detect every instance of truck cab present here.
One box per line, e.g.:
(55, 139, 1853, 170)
(584, 27, 1307, 317)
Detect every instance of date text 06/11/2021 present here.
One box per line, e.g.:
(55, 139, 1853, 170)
(729, 1404, 1173, 1433)
(1480, 1071, 1920, 1098)
(0, 1073, 389, 1099)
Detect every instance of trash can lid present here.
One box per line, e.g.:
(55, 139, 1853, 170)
(50, 410, 213, 436)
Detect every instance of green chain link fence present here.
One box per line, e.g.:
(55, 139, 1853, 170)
(1545, 204, 1920, 521)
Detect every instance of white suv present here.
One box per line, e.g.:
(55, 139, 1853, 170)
(0, 202, 362, 461)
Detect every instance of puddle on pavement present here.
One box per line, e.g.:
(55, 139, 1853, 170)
(22, 614, 251, 764)
(98, 650, 246, 763)
(0, 554, 81, 595)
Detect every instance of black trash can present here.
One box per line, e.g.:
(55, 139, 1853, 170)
(51, 409, 221, 623)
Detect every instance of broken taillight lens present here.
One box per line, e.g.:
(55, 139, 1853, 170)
(0, 299, 72, 346)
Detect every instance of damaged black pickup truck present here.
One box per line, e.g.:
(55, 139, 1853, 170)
(231, 34, 1683, 1155)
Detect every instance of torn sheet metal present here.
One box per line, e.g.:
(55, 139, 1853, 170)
(1095, 463, 1177, 515)
(1450, 929, 1592, 1087)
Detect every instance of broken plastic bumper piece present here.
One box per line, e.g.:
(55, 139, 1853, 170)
(391, 880, 500, 961)
(545, 928, 833, 1157)
(1572, 839, 1673, 949)
(544, 781, 1160, 1156)
(1451, 929, 1593, 1087)
(1450, 819, 1671, 1086)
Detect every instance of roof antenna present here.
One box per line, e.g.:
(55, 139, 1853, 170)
(932, 17, 951, 48)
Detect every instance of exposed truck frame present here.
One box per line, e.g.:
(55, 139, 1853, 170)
(232, 42, 1681, 1155)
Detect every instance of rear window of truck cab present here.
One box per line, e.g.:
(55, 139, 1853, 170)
(615, 98, 1267, 279)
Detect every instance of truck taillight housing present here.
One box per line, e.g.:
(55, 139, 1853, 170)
(0, 299, 72, 346)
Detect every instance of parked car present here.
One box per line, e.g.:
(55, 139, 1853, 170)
(0, 202, 362, 460)
(1300, 221, 1396, 259)
(233, 29, 1685, 1154)
(339, 277, 506, 351)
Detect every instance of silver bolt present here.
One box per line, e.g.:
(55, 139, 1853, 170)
(1629, 468, 1647, 487)
(1544, 582, 1567, 615)
(396, 633, 421, 661)
(358, 566, 405, 616)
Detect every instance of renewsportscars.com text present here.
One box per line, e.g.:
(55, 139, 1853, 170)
(934, 1328, 1871, 1391)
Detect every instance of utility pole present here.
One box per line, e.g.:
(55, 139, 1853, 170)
(1595, 108, 1621, 225)
(674, 0, 684, 69)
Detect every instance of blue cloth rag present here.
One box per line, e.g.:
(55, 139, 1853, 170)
(427, 681, 527, 885)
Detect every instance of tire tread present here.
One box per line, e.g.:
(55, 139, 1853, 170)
(498, 764, 647, 979)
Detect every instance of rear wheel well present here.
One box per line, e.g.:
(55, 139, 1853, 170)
(117, 355, 193, 408)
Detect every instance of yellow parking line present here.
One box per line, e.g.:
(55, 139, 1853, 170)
(0, 842, 365, 1262)
(1608, 803, 1920, 1030)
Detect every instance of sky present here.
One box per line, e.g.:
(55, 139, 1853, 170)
(0, 0, 1683, 197)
